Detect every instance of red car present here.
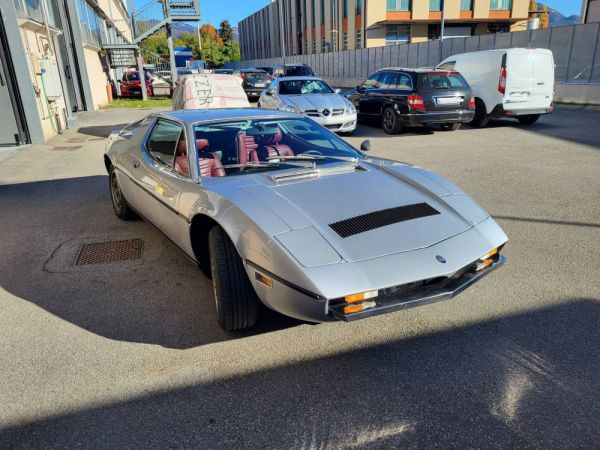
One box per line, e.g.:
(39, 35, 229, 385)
(120, 71, 152, 97)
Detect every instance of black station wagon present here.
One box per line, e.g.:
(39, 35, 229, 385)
(345, 68, 476, 134)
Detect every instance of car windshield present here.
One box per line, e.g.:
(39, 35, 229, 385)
(419, 72, 469, 90)
(193, 117, 361, 177)
(126, 72, 140, 81)
(257, 67, 273, 75)
(244, 71, 269, 81)
(279, 79, 333, 95)
(284, 66, 314, 77)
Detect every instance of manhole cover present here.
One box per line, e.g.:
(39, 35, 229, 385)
(76, 239, 143, 265)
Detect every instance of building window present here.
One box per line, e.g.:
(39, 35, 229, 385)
(460, 0, 473, 9)
(386, 0, 410, 12)
(343, 31, 348, 50)
(488, 22, 510, 33)
(356, 0, 363, 15)
(342, 0, 348, 18)
(312, 40, 316, 53)
(321, 0, 325, 24)
(489, 0, 512, 10)
(356, 28, 362, 48)
(429, 0, 441, 11)
(386, 25, 410, 45)
(311, 0, 316, 25)
(77, 0, 103, 47)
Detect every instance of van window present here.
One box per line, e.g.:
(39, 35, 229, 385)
(438, 61, 456, 71)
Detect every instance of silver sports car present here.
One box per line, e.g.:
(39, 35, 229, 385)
(258, 77, 357, 134)
(105, 109, 507, 330)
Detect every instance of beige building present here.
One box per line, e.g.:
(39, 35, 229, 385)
(239, 0, 530, 59)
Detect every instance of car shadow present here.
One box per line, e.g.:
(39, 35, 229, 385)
(0, 176, 305, 350)
(77, 124, 129, 138)
(1, 299, 598, 448)
(352, 122, 436, 138)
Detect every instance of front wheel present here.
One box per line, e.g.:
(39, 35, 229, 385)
(208, 226, 259, 331)
(109, 167, 137, 220)
(381, 107, 402, 135)
(518, 114, 540, 125)
(469, 100, 490, 128)
(440, 123, 461, 131)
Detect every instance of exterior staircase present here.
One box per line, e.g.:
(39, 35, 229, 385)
(102, 0, 200, 82)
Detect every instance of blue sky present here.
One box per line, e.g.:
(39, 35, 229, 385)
(158, 0, 582, 28)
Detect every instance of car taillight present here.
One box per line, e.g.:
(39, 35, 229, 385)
(468, 94, 475, 109)
(241, 73, 247, 79)
(498, 67, 507, 95)
(408, 94, 426, 111)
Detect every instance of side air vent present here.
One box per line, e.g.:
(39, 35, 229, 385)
(329, 203, 440, 238)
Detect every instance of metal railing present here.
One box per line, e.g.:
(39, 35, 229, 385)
(131, 0, 167, 41)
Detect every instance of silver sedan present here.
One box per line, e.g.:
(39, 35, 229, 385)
(105, 109, 507, 330)
(258, 77, 357, 134)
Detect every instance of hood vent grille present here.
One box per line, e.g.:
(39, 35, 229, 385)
(329, 203, 440, 238)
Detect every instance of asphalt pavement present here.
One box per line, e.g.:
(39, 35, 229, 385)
(0, 106, 599, 449)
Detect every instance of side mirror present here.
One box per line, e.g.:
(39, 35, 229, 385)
(266, 89, 276, 96)
(360, 139, 371, 152)
(356, 85, 365, 93)
(334, 88, 342, 94)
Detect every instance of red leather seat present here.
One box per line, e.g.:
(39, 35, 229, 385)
(174, 138, 224, 177)
(174, 139, 189, 175)
(236, 132, 259, 166)
(259, 127, 294, 158)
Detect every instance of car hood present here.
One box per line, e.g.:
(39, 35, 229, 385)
(235, 162, 488, 264)
(282, 94, 348, 112)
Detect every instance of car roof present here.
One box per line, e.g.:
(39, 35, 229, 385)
(376, 67, 440, 73)
(276, 76, 324, 81)
(156, 108, 300, 123)
(239, 68, 267, 72)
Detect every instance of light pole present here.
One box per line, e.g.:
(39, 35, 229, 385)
(440, 0, 446, 41)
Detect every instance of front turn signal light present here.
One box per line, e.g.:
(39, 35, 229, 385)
(255, 272, 273, 287)
(345, 290, 378, 303)
(343, 301, 376, 315)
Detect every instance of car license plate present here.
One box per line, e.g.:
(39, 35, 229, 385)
(436, 97, 462, 105)
(255, 83, 266, 88)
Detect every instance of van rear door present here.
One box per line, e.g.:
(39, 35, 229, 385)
(531, 50, 554, 109)
(504, 50, 535, 111)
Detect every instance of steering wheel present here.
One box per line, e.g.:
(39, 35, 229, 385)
(302, 150, 324, 156)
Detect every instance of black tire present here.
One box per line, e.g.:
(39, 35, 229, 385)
(208, 226, 259, 331)
(381, 107, 402, 135)
(469, 99, 490, 128)
(518, 114, 540, 125)
(440, 122, 461, 131)
(109, 167, 137, 220)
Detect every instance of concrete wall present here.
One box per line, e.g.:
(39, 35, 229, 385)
(555, 83, 600, 105)
(83, 47, 109, 109)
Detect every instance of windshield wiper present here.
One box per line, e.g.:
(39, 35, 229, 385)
(269, 154, 360, 165)
(222, 160, 316, 170)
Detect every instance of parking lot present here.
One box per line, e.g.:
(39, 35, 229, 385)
(0, 106, 599, 448)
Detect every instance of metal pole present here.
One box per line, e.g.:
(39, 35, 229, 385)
(166, 23, 178, 83)
(136, 50, 148, 101)
(440, 0, 445, 41)
(279, 0, 286, 62)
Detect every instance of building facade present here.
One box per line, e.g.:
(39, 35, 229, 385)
(239, 0, 530, 60)
(581, 0, 600, 23)
(1, 0, 132, 145)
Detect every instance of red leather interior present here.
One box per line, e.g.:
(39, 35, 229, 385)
(236, 132, 259, 166)
(259, 127, 294, 158)
(174, 138, 224, 177)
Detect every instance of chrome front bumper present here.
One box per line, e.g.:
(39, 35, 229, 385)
(328, 254, 506, 322)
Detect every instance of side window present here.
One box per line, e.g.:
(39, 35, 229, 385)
(438, 61, 456, 70)
(362, 72, 382, 89)
(377, 71, 397, 89)
(146, 120, 183, 169)
(390, 73, 413, 90)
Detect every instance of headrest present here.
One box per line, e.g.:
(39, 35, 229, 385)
(196, 139, 209, 152)
(177, 139, 187, 156)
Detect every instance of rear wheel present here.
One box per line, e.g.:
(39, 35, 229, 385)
(469, 99, 490, 128)
(381, 107, 402, 135)
(517, 114, 540, 125)
(440, 123, 461, 131)
(208, 226, 259, 331)
(109, 167, 137, 220)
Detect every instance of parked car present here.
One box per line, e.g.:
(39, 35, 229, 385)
(255, 66, 274, 76)
(105, 108, 507, 330)
(273, 64, 316, 78)
(233, 69, 271, 100)
(214, 68, 234, 75)
(154, 70, 173, 83)
(437, 48, 555, 127)
(120, 70, 152, 97)
(258, 76, 357, 134)
(172, 73, 250, 109)
(345, 68, 475, 134)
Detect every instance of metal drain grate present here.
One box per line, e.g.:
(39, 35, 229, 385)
(76, 239, 143, 265)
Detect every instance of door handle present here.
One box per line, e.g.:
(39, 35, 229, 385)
(132, 158, 140, 168)
(537, 82, 545, 85)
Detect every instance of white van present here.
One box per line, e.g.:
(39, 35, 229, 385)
(437, 48, 555, 127)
